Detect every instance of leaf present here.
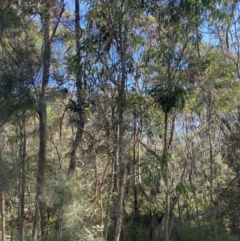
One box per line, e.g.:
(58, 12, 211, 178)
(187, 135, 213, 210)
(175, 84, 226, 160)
(149, 84, 187, 113)
(159, 150, 173, 170)
(140, 141, 173, 171)
(176, 181, 188, 196)
(64, 46, 72, 53)
(39, 4, 49, 13)
(46, 104, 53, 121)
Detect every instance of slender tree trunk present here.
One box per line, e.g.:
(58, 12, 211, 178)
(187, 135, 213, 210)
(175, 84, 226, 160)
(113, 103, 125, 241)
(0, 140, 6, 241)
(133, 116, 142, 241)
(54, 217, 62, 241)
(18, 120, 27, 240)
(104, 156, 112, 241)
(208, 97, 219, 241)
(99, 180, 104, 240)
(112, 105, 119, 193)
(0, 189, 6, 241)
(113, 23, 127, 241)
(163, 112, 169, 241)
(112, 104, 119, 233)
(37, 80, 49, 241)
(150, 213, 158, 241)
(34, 2, 51, 240)
(133, 118, 138, 215)
(32, 201, 38, 240)
(183, 119, 202, 241)
(137, 122, 142, 185)
(132, 118, 139, 241)
(189, 146, 202, 241)
(189, 173, 202, 241)
(93, 144, 99, 202)
(69, 0, 85, 172)
(0, 14, 3, 45)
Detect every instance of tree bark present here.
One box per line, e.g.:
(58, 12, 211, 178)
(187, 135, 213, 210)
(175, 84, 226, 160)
(150, 213, 158, 241)
(18, 118, 27, 240)
(208, 96, 219, 241)
(112, 105, 119, 193)
(113, 22, 127, 241)
(133, 118, 139, 216)
(34, 1, 51, 240)
(32, 202, 38, 240)
(0, 14, 3, 45)
(0, 139, 6, 241)
(0, 189, 6, 241)
(69, 0, 85, 172)
(189, 150, 202, 241)
(163, 112, 169, 241)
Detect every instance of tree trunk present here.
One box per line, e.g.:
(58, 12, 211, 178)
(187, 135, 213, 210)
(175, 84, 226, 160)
(37, 83, 49, 241)
(150, 214, 158, 241)
(0, 139, 6, 241)
(0, 189, 6, 241)
(32, 201, 38, 240)
(133, 117, 142, 240)
(18, 119, 27, 240)
(69, 0, 85, 172)
(54, 217, 62, 241)
(34, 1, 51, 240)
(0, 14, 3, 44)
(112, 104, 119, 193)
(150, 213, 163, 241)
(189, 153, 202, 241)
(113, 23, 127, 241)
(189, 173, 202, 241)
(133, 118, 139, 217)
(208, 97, 219, 241)
(163, 112, 169, 241)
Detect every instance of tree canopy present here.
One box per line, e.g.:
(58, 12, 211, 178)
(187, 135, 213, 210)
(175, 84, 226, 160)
(1, 1, 240, 241)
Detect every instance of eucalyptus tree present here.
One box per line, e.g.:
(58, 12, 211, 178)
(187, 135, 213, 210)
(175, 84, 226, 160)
(171, 37, 240, 241)
(0, 3, 40, 239)
(33, 1, 64, 240)
(3, 0, 240, 240)
(206, 0, 240, 137)
(81, 1, 142, 240)
(140, 1, 225, 240)
(194, 1, 240, 233)
(67, 0, 86, 172)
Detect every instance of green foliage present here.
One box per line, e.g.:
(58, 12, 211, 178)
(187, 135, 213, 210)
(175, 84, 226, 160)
(67, 99, 85, 115)
(176, 181, 188, 196)
(141, 142, 173, 173)
(222, 133, 240, 174)
(150, 84, 187, 113)
(2, 1, 240, 241)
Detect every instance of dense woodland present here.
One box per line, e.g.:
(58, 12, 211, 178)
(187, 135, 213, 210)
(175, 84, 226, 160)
(1, 0, 240, 241)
